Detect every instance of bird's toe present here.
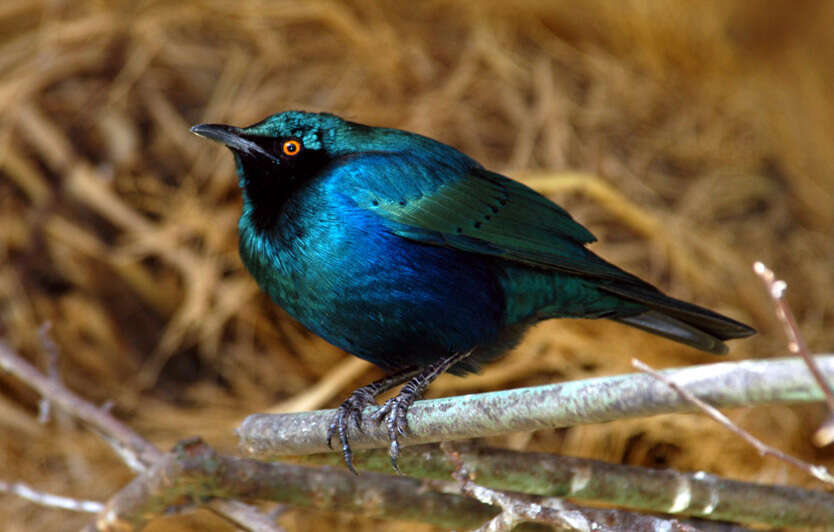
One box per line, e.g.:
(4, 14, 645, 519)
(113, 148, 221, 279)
(327, 390, 379, 474)
(371, 394, 414, 474)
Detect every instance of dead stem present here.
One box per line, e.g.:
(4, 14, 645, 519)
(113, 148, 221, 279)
(632, 358, 834, 486)
(754, 260, 834, 446)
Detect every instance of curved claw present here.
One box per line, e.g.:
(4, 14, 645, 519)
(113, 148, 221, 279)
(326, 405, 347, 449)
(370, 394, 416, 474)
(350, 406, 365, 434)
(326, 389, 378, 475)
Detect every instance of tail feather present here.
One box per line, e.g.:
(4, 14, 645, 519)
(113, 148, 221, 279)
(615, 311, 729, 354)
(601, 284, 755, 354)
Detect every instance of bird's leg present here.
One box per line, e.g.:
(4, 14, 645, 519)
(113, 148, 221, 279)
(327, 367, 420, 474)
(371, 349, 475, 473)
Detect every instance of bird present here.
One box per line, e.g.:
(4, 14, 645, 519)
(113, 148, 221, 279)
(190, 111, 755, 473)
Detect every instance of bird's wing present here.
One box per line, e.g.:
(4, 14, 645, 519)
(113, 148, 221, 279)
(337, 152, 646, 283)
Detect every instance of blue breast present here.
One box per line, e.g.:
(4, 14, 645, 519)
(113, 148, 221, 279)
(238, 175, 506, 371)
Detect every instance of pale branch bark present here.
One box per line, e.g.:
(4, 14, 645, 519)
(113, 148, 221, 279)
(292, 443, 834, 529)
(0, 479, 104, 514)
(0, 340, 282, 532)
(238, 355, 834, 458)
(754, 261, 834, 446)
(633, 358, 834, 486)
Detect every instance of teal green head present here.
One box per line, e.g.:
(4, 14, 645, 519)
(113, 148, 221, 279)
(190, 111, 352, 190)
(191, 110, 465, 191)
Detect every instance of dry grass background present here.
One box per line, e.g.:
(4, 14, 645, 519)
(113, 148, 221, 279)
(1, 1, 833, 530)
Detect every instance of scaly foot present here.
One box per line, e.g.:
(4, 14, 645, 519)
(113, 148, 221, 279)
(370, 349, 475, 474)
(370, 381, 422, 474)
(327, 387, 378, 474)
(326, 368, 419, 474)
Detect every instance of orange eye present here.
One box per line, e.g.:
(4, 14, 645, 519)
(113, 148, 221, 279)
(282, 139, 301, 156)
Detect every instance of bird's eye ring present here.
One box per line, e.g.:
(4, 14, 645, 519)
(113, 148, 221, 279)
(281, 139, 301, 156)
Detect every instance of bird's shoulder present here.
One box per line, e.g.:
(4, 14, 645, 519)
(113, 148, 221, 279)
(321, 148, 595, 244)
(317, 148, 651, 282)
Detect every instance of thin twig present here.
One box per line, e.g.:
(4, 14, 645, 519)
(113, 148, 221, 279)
(0, 340, 161, 468)
(632, 358, 834, 486)
(754, 260, 834, 446)
(0, 340, 281, 532)
(0, 479, 104, 514)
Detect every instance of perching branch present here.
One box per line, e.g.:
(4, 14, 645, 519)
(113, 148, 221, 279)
(239, 355, 834, 529)
(238, 355, 834, 458)
(292, 443, 834, 529)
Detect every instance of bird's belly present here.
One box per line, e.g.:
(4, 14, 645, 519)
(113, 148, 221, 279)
(248, 227, 506, 371)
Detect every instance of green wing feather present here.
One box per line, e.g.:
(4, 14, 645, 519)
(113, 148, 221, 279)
(355, 161, 646, 284)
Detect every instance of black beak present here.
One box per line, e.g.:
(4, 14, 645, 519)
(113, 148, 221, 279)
(190, 123, 279, 163)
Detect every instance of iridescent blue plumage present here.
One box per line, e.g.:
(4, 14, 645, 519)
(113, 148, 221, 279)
(191, 111, 754, 472)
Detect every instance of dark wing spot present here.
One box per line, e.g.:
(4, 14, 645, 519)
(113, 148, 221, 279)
(474, 221, 482, 228)
(372, 199, 379, 206)
(456, 227, 463, 233)
(399, 200, 407, 206)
